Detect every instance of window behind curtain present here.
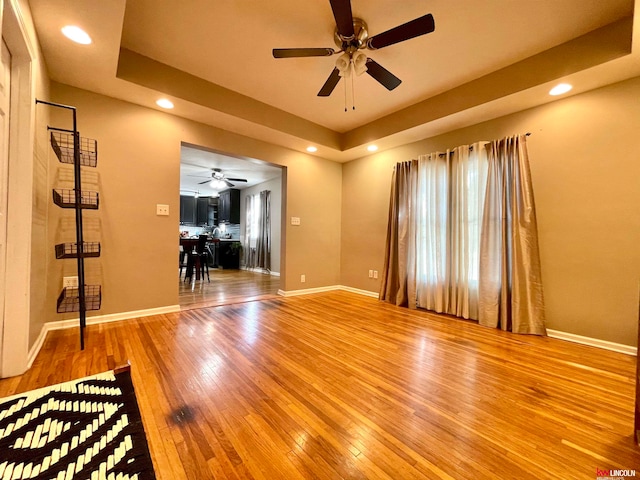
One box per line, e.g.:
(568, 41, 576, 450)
(414, 143, 488, 319)
(247, 193, 261, 249)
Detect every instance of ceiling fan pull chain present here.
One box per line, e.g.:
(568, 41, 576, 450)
(351, 64, 356, 110)
(344, 72, 348, 112)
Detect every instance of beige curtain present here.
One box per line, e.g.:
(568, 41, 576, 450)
(380, 160, 417, 307)
(381, 134, 546, 335)
(478, 135, 546, 334)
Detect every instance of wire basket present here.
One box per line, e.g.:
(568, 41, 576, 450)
(52, 189, 99, 209)
(50, 131, 98, 167)
(55, 242, 101, 259)
(57, 285, 102, 313)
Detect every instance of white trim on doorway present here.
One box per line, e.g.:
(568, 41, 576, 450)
(0, 0, 36, 378)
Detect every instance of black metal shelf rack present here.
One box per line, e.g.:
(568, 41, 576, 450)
(55, 242, 101, 259)
(50, 131, 97, 167)
(52, 188, 99, 209)
(37, 99, 101, 349)
(57, 285, 102, 313)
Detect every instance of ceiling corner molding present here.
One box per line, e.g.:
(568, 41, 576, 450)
(342, 16, 634, 150)
(116, 48, 342, 150)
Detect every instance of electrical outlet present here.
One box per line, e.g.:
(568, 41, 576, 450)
(63, 276, 79, 288)
(368, 270, 373, 278)
(156, 204, 169, 216)
(291, 216, 301, 226)
(301, 274, 306, 283)
(373, 270, 378, 279)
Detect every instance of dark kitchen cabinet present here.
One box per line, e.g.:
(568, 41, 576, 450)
(196, 197, 210, 225)
(180, 195, 196, 225)
(208, 197, 218, 226)
(218, 188, 240, 224)
(181, 196, 218, 226)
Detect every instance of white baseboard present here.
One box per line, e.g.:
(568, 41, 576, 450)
(27, 325, 49, 370)
(278, 285, 341, 297)
(277, 285, 378, 298)
(26, 305, 181, 369)
(339, 285, 379, 298)
(240, 266, 280, 276)
(546, 329, 636, 356)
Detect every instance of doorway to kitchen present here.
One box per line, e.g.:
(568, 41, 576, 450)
(178, 143, 284, 310)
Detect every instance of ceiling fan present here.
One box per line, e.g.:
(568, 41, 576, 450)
(272, 0, 435, 97)
(188, 168, 248, 188)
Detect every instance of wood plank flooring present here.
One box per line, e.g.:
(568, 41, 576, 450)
(179, 268, 280, 310)
(1, 291, 638, 479)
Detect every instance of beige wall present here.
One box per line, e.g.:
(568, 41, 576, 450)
(48, 83, 341, 319)
(39, 65, 638, 347)
(341, 77, 640, 346)
(240, 175, 283, 275)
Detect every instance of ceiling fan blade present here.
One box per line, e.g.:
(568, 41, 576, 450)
(224, 179, 235, 188)
(273, 48, 336, 58)
(317, 68, 342, 97)
(365, 59, 401, 91)
(226, 178, 248, 182)
(198, 179, 212, 185)
(367, 14, 435, 50)
(329, 0, 355, 39)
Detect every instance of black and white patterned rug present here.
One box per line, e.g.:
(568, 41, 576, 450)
(0, 367, 156, 479)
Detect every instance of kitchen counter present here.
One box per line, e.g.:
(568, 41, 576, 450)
(179, 237, 240, 242)
(180, 237, 241, 270)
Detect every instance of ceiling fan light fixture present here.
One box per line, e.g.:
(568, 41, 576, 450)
(306, 146, 318, 152)
(549, 83, 572, 96)
(61, 25, 92, 45)
(336, 53, 351, 77)
(156, 98, 174, 109)
(352, 51, 368, 76)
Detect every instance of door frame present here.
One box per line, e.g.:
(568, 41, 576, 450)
(0, 0, 35, 377)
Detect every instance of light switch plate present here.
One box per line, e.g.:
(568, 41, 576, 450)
(291, 216, 301, 226)
(157, 204, 170, 216)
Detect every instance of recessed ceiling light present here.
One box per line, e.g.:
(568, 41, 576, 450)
(306, 146, 318, 153)
(549, 83, 572, 96)
(156, 98, 174, 109)
(367, 145, 378, 152)
(61, 25, 92, 45)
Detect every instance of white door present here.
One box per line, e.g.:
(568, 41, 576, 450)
(0, 40, 12, 369)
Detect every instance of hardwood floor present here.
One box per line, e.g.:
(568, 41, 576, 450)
(179, 268, 280, 310)
(1, 291, 638, 479)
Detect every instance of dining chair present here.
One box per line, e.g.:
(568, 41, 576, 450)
(185, 234, 210, 282)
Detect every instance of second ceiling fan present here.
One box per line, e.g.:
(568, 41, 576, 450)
(272, 0, 435, 97)
(192, 168, 248, 188)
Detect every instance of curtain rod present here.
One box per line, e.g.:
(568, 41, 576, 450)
(437, 132, 532, 156)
